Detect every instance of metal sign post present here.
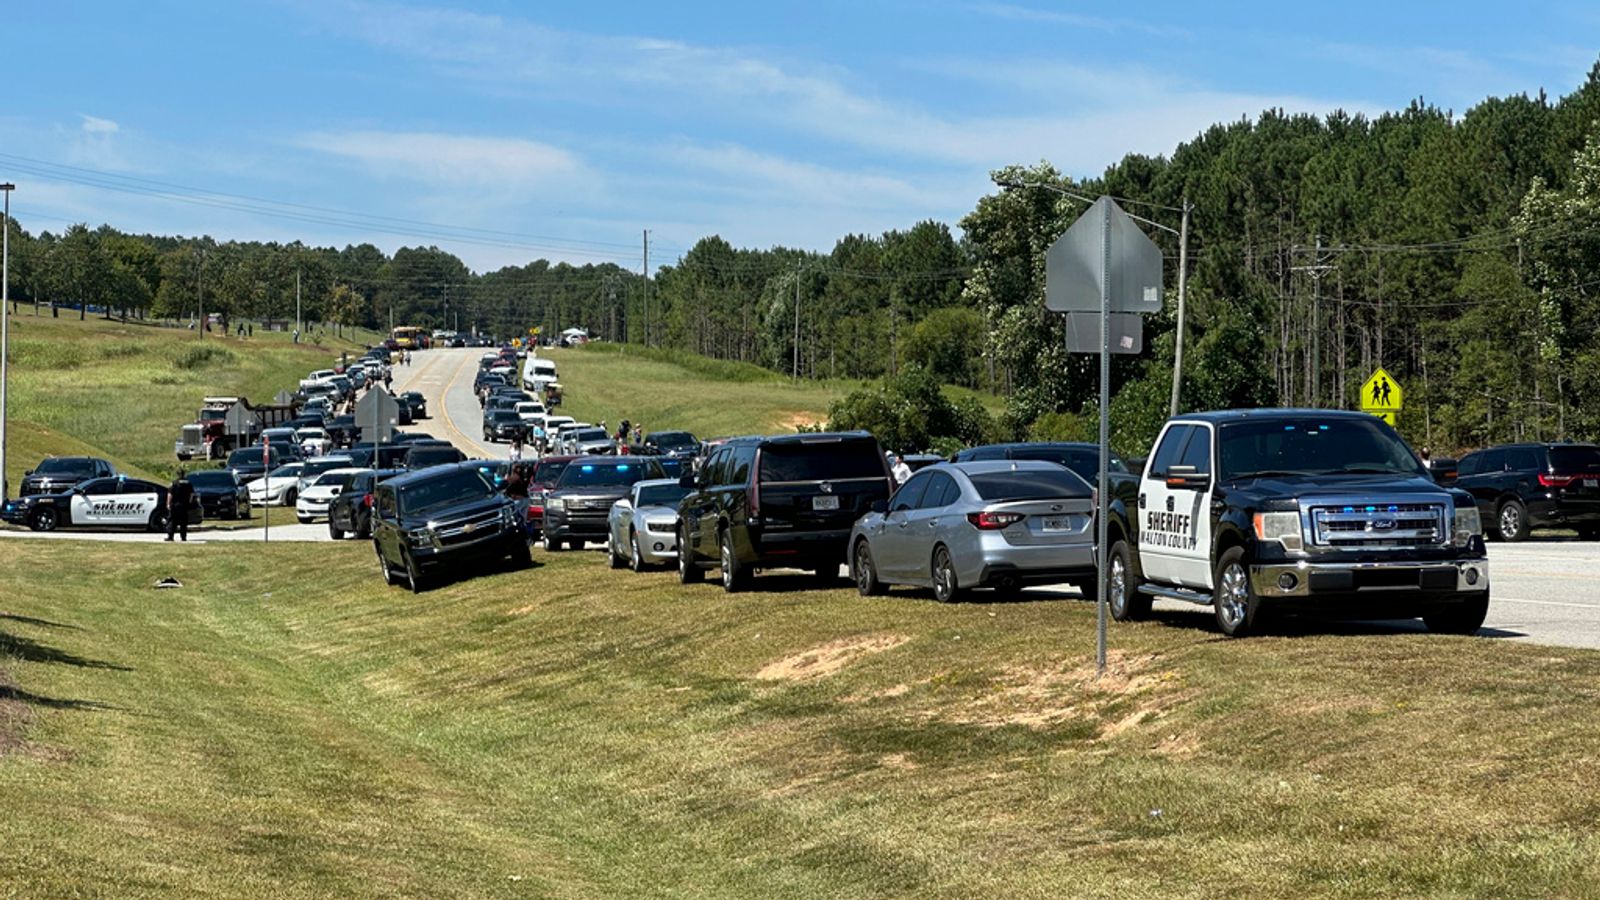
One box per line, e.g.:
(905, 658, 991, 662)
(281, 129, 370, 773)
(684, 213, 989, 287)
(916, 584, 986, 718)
(1049, 197, 1162, 678)
(262, 434, 270, 544)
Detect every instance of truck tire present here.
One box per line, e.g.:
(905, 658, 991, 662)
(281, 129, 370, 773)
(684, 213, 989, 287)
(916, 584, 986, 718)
(678, 525, 704, 584)
(719, 529, 749, 593)
(1423, 594, 1490, 635)
(1497, 499, 1529, 542)
(376, 543, 398, 586)
(542, 533, 564, 552)
(1108, 539, 1151, 621)
(1213, 546, 1264, 638)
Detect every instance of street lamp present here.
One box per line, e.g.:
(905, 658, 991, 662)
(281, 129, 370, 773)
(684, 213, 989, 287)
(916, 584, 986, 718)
(996, 178, 1192, 416)
(1, 182, 13, 501)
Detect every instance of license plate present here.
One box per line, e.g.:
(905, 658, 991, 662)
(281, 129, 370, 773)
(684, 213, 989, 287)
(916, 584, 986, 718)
(1041, 517, 1069, 533)
(1586, 479, 1597, 488)
(812, 495, 840, 511)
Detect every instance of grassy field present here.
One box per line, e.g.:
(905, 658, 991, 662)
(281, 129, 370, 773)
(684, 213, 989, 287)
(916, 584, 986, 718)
(1, 311, 379, 490)
(3, 537, 1600, 897)
(560, 342, 1006, 438)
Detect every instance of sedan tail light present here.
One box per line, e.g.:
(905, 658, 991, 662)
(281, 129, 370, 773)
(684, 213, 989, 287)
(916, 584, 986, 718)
(1539, 473, 1577, 487)
(968, 511, 1026, 530)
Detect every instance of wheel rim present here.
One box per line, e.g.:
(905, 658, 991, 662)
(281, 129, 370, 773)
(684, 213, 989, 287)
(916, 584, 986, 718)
(721, 536, 734, 587)
(1218, 562, 1249, 630)
(679, 529, 691, 575)
(631, 534, 642, 571)
(37, 509, 56, 530)
(1501, 505, 1519, 536)
(856, 545, 873, 592)
(1109, 552, 1126, 611)
(934, 550, 955, 601)
(405, 554, 420, 591)
(376, 547, 388, 578)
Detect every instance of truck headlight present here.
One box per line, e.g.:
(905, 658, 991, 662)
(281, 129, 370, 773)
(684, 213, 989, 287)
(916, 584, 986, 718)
(546, 497, 565, 512)
(1454, 506, 1482, 547)
(1252, 511, 1303, 552)
(407, 528, 434, 547)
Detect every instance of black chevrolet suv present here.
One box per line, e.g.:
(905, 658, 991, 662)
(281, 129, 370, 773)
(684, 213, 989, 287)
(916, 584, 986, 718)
(1454, 442, 1600, 541)
(541, 457, 666, 551)
(372, 462, 531, 592)
(20, 456, 117, 496)
(677, 432, 892, 592)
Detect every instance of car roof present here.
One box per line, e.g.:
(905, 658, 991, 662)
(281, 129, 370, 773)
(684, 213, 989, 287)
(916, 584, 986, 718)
(633, 478, 680, 489)
(1169, 408, 1385, 425)
(306, 454, 355, 463)
(961, 441, 1100, 453)
(946, 460, 1077, 476)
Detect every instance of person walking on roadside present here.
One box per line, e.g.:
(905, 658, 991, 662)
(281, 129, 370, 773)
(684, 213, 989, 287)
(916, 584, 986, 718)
(166, 470, 195, 542)
(509, 435, 524, 462)
(383, 371, 393, 393)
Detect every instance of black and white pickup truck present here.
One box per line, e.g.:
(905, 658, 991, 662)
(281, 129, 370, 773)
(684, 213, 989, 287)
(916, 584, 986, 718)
(1105, 409, 1490, 637)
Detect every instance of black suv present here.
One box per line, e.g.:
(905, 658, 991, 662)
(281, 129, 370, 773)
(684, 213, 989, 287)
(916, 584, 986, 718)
(1455, 443, 1600, 541)
(20, 456, 117, 496)
(372, 463, 530, 592)
(187, 469, 250, 519)
(677, 432, 892, 592)
(328, 468, 402, 540)
(402, 442, 466, 470)
(542, 457, 667, 551)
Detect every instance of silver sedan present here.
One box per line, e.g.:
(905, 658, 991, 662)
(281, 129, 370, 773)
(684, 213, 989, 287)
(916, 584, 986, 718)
(849, 461, 1096, 602)
(607, 478, 691, 571)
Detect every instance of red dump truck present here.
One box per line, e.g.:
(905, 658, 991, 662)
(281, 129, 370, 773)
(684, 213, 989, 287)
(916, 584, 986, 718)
(174, 396, 300, 461)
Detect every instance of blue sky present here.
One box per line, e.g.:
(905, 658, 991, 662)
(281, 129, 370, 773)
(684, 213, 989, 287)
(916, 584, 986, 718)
(4, 1, 1598, 272)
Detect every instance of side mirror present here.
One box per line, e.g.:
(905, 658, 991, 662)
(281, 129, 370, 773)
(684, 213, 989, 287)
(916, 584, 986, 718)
(870, 498, 888, 514)
(23, 469, 32, 477)
(1165, 464, 1212, 492)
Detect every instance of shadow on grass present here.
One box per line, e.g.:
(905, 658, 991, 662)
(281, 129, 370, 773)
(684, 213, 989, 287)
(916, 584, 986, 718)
(0, 631, 134, 671)
(414, 557, 544, 594)
(0, 684, 122, 712)
(0, 613, 82, 631)
(1147, 608, 1524, 640)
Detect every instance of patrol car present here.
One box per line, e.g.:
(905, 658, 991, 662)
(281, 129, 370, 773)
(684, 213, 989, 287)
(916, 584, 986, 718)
(0, 476, 199, 533)
(1106, 409, 1489, 637)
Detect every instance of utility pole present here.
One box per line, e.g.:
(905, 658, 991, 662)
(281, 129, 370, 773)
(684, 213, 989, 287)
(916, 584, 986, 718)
(0, 183, 12, 502)
(793, 261, 802, 381)
(1168, 198, 1192, 417)
(196, 247, 205, 339)
(1291, 238, 1335, 407)
(642, 229, 650, 347)
(295, 269, 302, 337)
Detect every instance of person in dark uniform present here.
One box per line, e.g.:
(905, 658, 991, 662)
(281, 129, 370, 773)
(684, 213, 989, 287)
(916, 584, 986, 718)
(166, 470, 195, 542)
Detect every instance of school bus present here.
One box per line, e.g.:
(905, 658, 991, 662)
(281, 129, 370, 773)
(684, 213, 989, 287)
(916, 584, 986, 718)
(391, 326, 426, 349)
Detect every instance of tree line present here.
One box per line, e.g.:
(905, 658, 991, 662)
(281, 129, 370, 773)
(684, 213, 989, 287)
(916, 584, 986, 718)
(10, 62, 1600, 453)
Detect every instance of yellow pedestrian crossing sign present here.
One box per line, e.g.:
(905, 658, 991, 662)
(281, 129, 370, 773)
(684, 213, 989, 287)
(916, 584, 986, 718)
(1361, 368, 1402, 426)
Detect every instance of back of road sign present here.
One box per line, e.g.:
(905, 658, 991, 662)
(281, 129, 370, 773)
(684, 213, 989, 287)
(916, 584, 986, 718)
(1046, 196, 1164, 315)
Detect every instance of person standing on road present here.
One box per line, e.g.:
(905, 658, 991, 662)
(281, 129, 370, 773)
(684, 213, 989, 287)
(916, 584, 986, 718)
(166, 470, 195, 542)
(509, 435, 524, 462)
(383, 371, 393, 393)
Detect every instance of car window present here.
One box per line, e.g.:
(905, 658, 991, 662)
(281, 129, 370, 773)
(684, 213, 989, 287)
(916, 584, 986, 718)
(1548, 446, 1600, 473)
(637, 484, 690, 507)
(1479, 449, 1506, 473)
(703, 448, 733, 486)
(758, 440, 886, 482)
(186, 472, 235, 488)
(120, 480, 160, 494)
(1147, 425, 1193, 479)
(917, 472, 959, 509)
(728, 446, 755, 486)
(1457, 453, 1481, 477)
(1218, 419, 1424, 479)
(890, 472, 931, 511)
(1176, 427, 1212, 474)
(396, 470, 496, 515)
(969, 468, 1091, 500)
(534, 458, 572, 484)
(967, 446, 1006, 461)
(38, 458, 96, 476)
(1506, 448, 1540, 472)
(80, 478, 119, 496)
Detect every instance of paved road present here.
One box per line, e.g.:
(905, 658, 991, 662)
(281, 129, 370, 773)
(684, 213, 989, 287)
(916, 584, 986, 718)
(0, 522, 331, 544)
(391, 348, 508, 461)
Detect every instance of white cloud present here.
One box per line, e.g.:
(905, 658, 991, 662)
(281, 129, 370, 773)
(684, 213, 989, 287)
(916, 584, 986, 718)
(965, 2, 1188, 38)
(294, 130, 583, 188)
(79, 114, 119, 135)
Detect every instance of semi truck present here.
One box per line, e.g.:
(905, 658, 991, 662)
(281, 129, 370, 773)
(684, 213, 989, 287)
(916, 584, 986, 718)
(174, 396, 301, 461)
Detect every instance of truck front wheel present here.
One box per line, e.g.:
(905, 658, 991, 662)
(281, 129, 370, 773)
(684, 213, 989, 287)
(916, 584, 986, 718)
(1423, 594, 1490, 636)
(1213, 546, 1264, 638)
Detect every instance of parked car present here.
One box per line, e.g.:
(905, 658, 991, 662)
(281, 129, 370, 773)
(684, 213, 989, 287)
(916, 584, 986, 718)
(296, 427, 333, 457)
(1454, 442, 1600, 541)
(641, 431, 700, 459)
(329, 469, 404, 540)
(849, 461, 1095, 602)
(483, 410, 526, 443)
(19, 456, 117, 496)
(224, 447, 284, 484)
(514, 401, 547, 425)
(247, 462, 306, 506)
(296, 455, 358, 496)
(677, 432, 893, 591)
(297, 467, 368, 523)
(542, 457, 667, 551)
(2, 476, 199, 533)
(402, 442, 466, 470)
(570, 426, 615, 455)
(372, 463, 531, 592)
(607, 478, 690, 570)
(187, 469, 251, 520)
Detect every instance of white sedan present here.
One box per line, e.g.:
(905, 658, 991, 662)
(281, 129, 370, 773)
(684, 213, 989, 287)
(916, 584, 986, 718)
(295, 467, 368, 523)
(607, 478, 690, 571)
(296, 427, 333, 457)
(247, 463, 305, 506)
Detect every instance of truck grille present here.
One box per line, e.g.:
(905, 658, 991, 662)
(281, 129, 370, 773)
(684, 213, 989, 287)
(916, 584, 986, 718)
(1309, 502, 1444, 548)
(434, 508, 505, 546)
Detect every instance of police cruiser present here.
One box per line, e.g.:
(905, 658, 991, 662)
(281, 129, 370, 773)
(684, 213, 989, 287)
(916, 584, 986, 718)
(1105, 409, 1489, 637)
(1, 475, 198, 533)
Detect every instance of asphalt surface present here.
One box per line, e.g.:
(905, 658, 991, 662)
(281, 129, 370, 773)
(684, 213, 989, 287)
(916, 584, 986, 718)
(7, 346, 1600, 651)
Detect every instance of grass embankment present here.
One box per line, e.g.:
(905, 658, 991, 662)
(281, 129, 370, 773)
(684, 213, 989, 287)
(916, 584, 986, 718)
(565, 342, 1005, 438)
(2, 312, 375, 490)
(3, 538, 1599, 897)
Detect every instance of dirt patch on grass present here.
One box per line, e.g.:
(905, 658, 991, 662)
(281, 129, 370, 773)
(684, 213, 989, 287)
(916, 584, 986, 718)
(927, 650, 1180, 736)
(775, 412, 823, 432)
(756, 634, 911, 681)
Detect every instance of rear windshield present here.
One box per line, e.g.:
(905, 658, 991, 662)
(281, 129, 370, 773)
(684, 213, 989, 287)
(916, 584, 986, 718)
(1548, 446, 1600, 473)
(638, 484, 690, 507)
(186, 471, 235, 488)
(407, 448, 461, 465)
(759, 441, 886, 482)
(1009, 446, 1128, 480)
(267, 465, 302, 479)
(651, 432, 696, 449)
(573, 428, 609, 442)
(534, 459, 571, 484)
(36, 458, 95, 475)
(303, 458, 353, 477)
(314, 471, 358, 488)
(489, 411, 521, 422)
(397, 469, 496, 515)
(969, 468, 1091, 501)
(556, 461, 658, 488)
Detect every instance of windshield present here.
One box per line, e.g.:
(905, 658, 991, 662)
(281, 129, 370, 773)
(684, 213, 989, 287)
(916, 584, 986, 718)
(36, 458, 95, 475)
(573, 428, 609, 442)
(1219, 418, 1425, 480)
(759, 440, 887, 482)
(637, 484, 690, 507)
(314, 471, 359, 488)
(397, 469, 496, 515)
(303, 458, 354, 478)
(489, 411, 521, 423)
(198, 409, 226, 422)
(267, 465, 302, 479)
(556, 461, 657, 488)
(407, 447, 460, 464)
(969, 468, 1089, 500)
(1548, 446, 1600, 473)
(651, 432, 696, 449)
(295, 429, 323, 440)
(227, 449, 274, 467)
(534, 459, 571, 484)
(186, 471, 236, 488)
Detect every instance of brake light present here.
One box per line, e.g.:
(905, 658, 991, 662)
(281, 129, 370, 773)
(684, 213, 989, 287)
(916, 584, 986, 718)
(1539, 474, 1577, 487)
(968, 511, 1026, 530)
(749, 448, 762, 518)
